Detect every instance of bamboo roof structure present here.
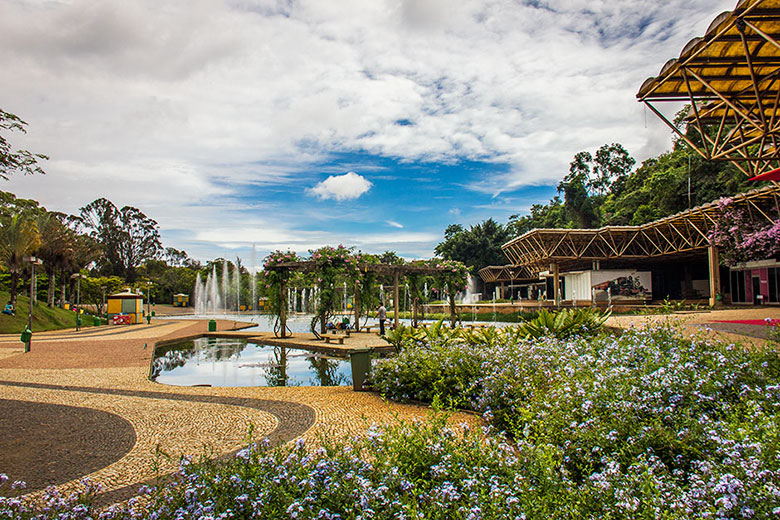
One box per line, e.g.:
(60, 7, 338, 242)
(637, 0, 780, 176)
(502, 184, 780, 274)
(477, 265, 536, 283)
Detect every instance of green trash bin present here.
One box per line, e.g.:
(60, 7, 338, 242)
(208, 319, 217, 332)
(93, 316, 102, 326)
(349, 347, 373, 391)
(20, 327, 32, 353)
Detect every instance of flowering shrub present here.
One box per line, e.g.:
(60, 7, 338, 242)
(374, 324, 780, 517)
(709, 197, 780, 265)
(263, 250, 300, 316)
(124, 415, 561, 520)
(0, 476, 138, 519)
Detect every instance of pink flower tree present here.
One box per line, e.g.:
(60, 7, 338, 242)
(708, 197, 780, 266)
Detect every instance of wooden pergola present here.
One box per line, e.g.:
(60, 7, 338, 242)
(502, 184, 780, 305)
(267, 261, 453, 335)
(637, 0, 780, 177)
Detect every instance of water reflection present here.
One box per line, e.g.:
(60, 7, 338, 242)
(151, 337, 351, 387)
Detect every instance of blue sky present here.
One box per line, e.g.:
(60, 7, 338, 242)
(0, 0, 736, 268)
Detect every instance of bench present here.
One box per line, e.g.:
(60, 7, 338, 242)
(323, 336, 344, 345)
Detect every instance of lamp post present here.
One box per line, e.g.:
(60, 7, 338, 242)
(23, 256, 43, 353)
(70, 273, 86, 331)
(100, 285, 107, 317)
(146, 281, 152, 324)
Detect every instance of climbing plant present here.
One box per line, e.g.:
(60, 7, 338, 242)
(433, 258, 470, 327)
(263, 250, 300, 335)
(309, 245, 360, 334)
(352, 253, 380, 330)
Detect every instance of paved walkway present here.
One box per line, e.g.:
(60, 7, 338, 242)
(606, 306, 780, 346)
(0, 319, 479, 503)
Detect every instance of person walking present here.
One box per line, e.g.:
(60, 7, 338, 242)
(377, 302, 387, 336)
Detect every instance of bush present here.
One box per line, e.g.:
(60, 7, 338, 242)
(373, 324, 780, 517)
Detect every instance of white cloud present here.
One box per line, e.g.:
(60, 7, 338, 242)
(386, 220, 404, 228)
(0, 0, 736, 259)
(307, 171, 372, 201)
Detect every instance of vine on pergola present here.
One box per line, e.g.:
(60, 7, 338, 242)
(264, 247, 470, 335)
(263, 250, 300, 337)
(433, 259, 470, 327)
(309, 245, 361, 335)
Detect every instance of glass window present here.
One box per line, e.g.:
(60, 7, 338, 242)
(731, 270, 746, 303)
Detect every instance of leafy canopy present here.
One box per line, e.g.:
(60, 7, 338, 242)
(0, 108, 47, 181)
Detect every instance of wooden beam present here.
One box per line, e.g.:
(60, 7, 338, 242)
(708, 245, 722, 307)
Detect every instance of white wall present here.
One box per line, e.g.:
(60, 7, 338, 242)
(564, 272, 591, 301)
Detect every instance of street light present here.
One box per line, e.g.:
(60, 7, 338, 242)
(70, 273, 86, 331)
(145, 281, 153, 324)
(22, 256, 43, 352)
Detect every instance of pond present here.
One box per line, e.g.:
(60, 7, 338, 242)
(151, 337, 352, 387)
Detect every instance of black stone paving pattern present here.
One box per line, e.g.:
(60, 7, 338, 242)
(0, 380, 316, 505)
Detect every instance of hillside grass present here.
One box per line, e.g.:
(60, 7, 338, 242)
(0, 290, 98, 334)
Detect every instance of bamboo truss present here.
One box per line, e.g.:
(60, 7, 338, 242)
(502, 184, 780, 274)
(637, 0, 780, 176)
(477, 265, 535, 283)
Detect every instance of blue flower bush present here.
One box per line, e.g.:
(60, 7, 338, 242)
(373, 324, 780, 518)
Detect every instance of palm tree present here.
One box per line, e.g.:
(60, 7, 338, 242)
(0, 212, 41, 307)
(35, 212, 75, 306)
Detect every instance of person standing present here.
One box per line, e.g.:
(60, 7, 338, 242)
(377, 302, 387, 336)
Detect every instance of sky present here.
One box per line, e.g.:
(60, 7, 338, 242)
(1, 0, 737, 268)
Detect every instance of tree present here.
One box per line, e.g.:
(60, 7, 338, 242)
(0, 212, 41, 307)
(35, 212, 75, 306)
(709, 198, 780, 266)
(592, 143, 635, 195)
(1, 109, 47, 180)
(78, 198, 162, 281)
(435, 219, 508, 274)
(80, 276, 124, 315)
(165, 247, 190, 267)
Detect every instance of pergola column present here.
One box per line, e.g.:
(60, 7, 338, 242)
(353, 285, 360, 331)
(393, 269, 400, 328)
(708, 245, 722, 307)
(280, 280, 287, 338)
(551, 262, 560, 306)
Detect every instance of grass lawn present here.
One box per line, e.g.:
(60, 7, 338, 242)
(0, 290, 97, 334)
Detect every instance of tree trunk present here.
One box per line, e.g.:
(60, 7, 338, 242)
(47, 268, 56, 307)
(448, 282, 458, 327)
(60, 272, 67, 307)
(9, 269, 19, 307)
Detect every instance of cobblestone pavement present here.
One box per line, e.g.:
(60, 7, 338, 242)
(0, 319, 480, 503)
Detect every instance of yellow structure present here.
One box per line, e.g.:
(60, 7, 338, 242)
(172, 293, 189, 307)
(107, 290, 143, 324)
(257, 298, 269, 312)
